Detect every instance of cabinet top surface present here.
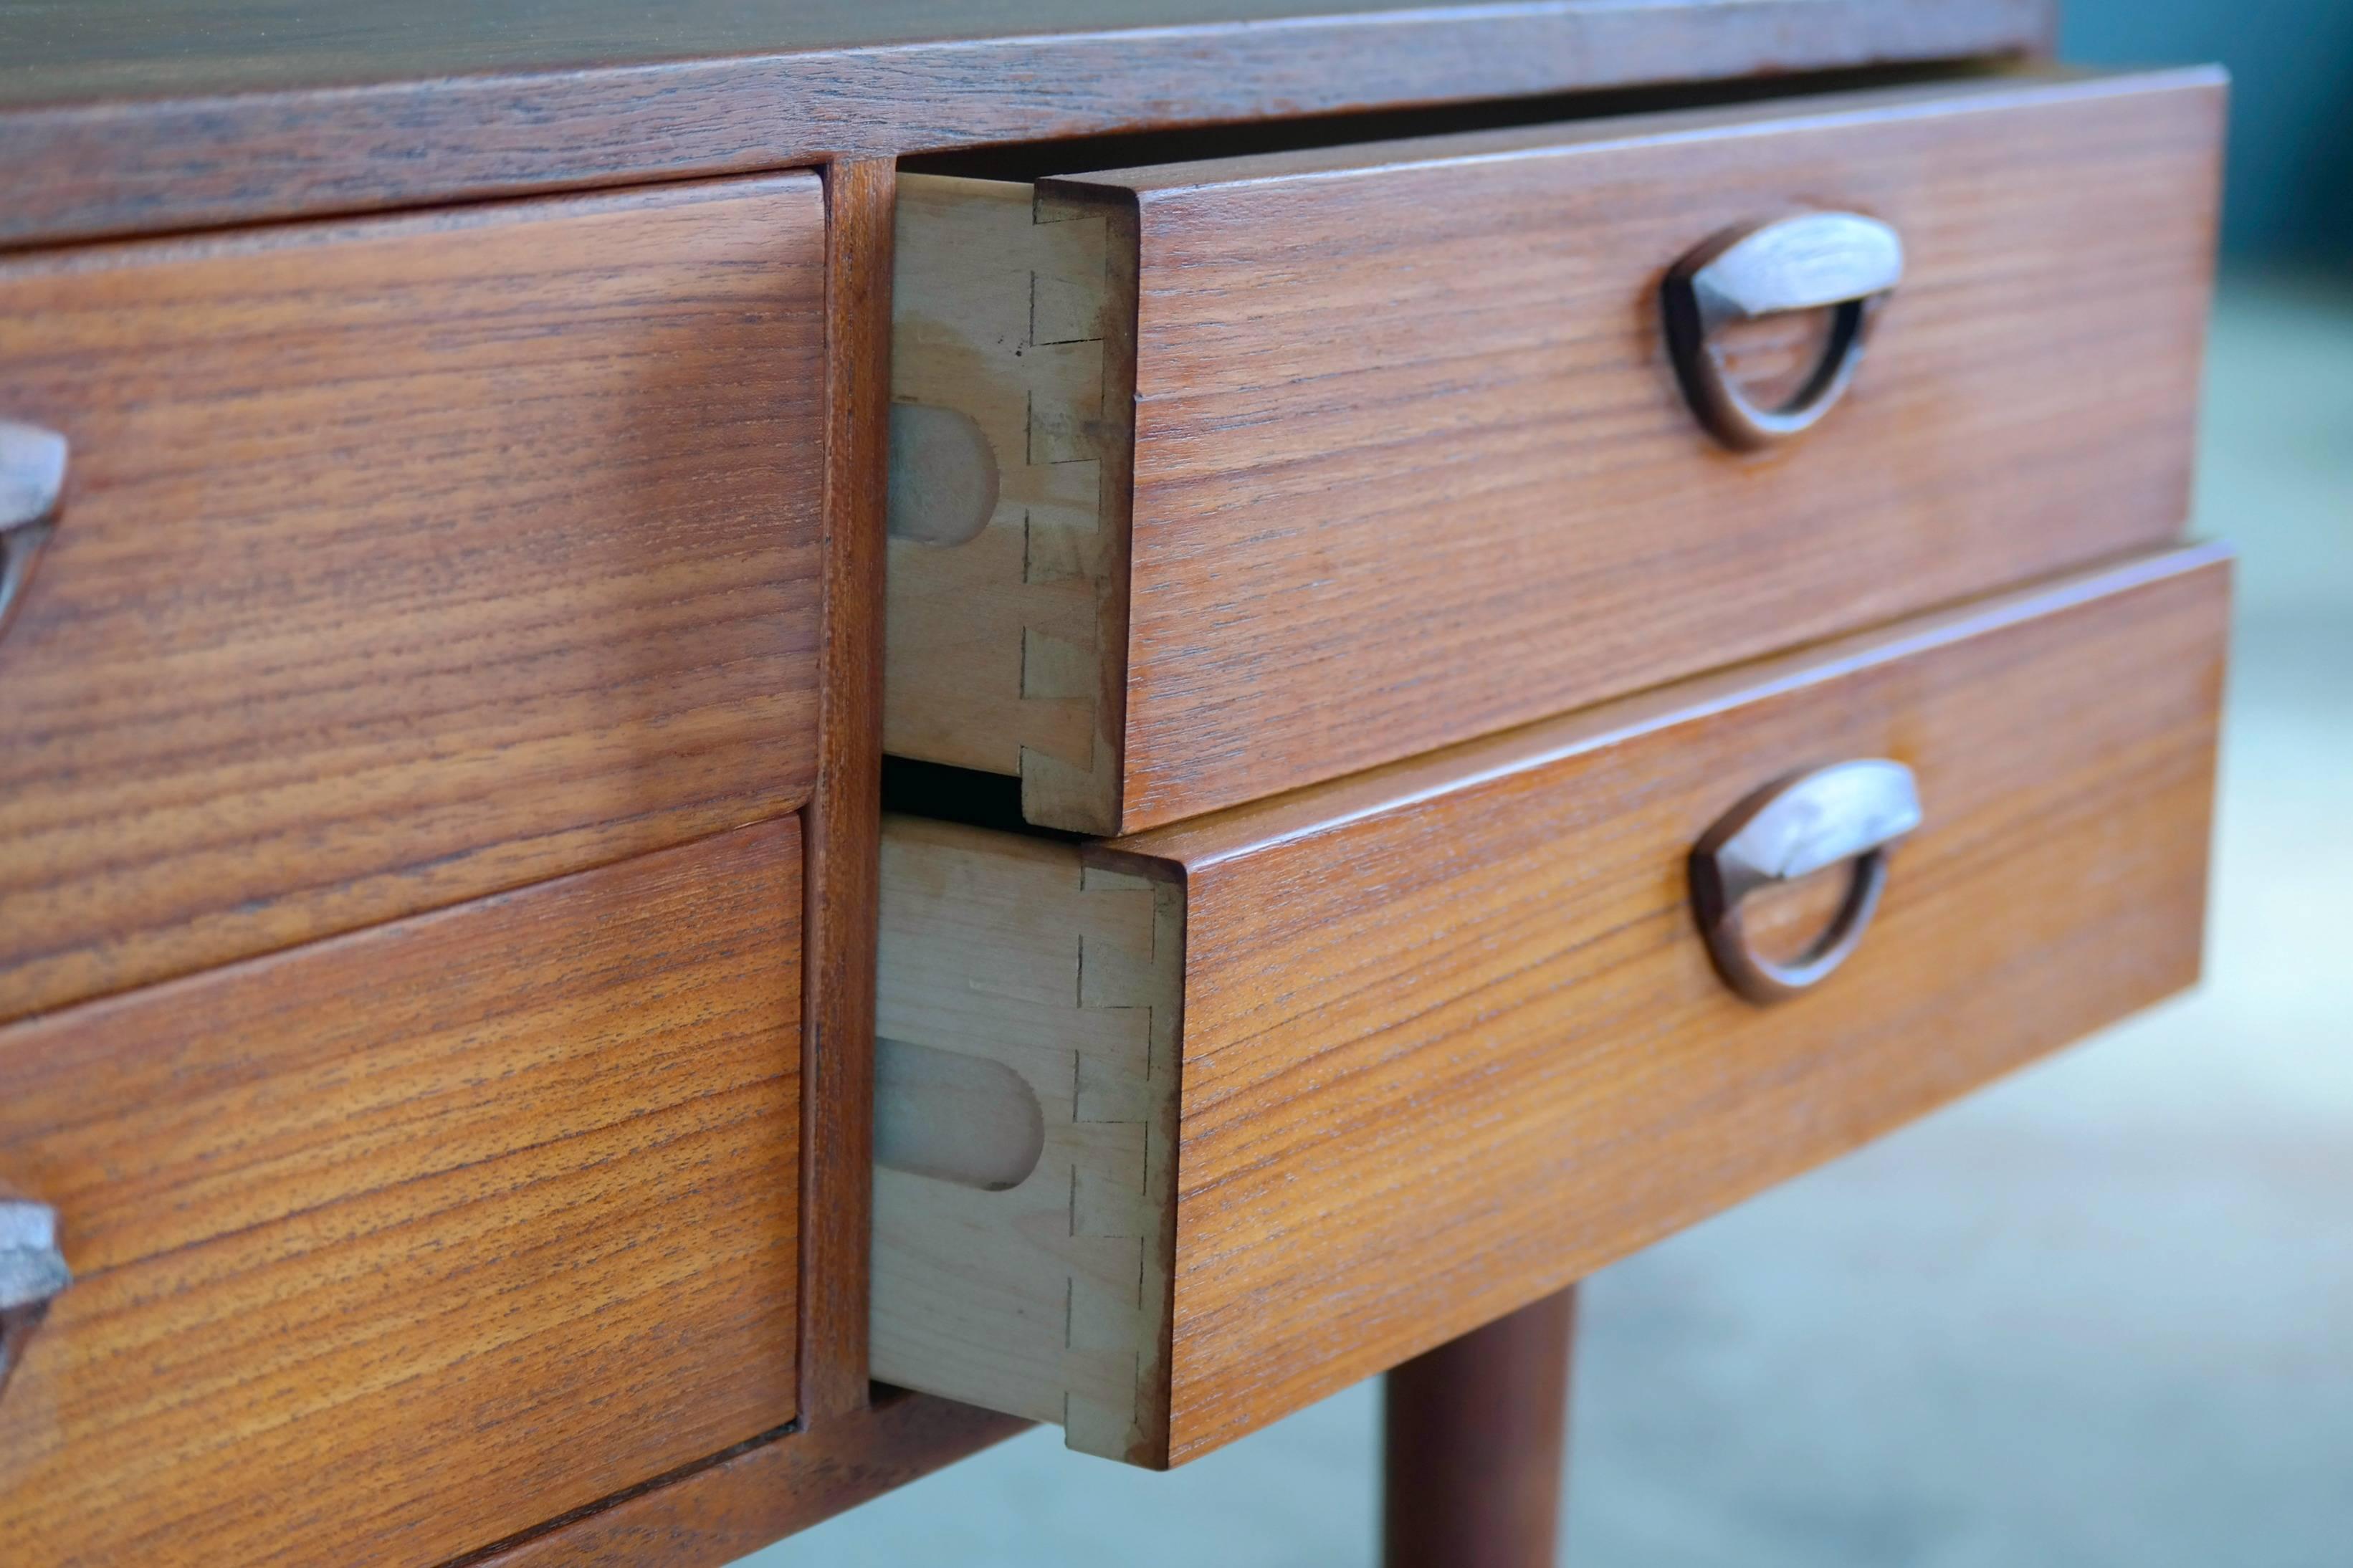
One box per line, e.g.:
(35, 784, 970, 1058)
(0, 1, 1419, 105)
(0, 0, 2051, 254)
(0, 0, 2045, 109)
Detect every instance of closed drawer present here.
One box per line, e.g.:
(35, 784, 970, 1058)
(873, 545, 2227, 1467)
(0, 175, 825, 1025)
(0, 821, 803, 1567)
(886, 69, 2224, 835)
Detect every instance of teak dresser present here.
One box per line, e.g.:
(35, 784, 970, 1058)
(0, 4, 2226, 1564)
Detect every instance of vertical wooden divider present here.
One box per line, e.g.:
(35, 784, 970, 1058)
(800, 153, 897, 1422)
(464, 157, 1028, 1568)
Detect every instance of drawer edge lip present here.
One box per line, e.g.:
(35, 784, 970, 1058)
(1048, 63, 2228, 201)
(1, 815, 813, 1034)
(0, 168, 827, 278)
(1105, 541, 2233, 874)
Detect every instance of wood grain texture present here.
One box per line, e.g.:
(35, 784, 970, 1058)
(872, 817, 1184, 1465)
(470, 1392, 1028, 1568)
(869, 550, 2226, 1466)
(0, 1, 2054, 249)
(0, 820, 805, 1568)
(797, 156, 897, 1425)
(886, 176, 1135, 834)
(0, 176, 825, 1025)
(1053, 69, 2221, 830)
(0, 0, 2050, 102)
(1112, 545, 2228, 1461)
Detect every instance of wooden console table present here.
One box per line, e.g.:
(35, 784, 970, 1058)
(0, 4, 2225, 1563)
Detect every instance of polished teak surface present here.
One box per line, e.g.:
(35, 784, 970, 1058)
(0, 1, 2235, 1563)
(0, 1, 2053, 248)
(0, 823, 805, 1566)
(886, 70, 2222, 832)
(0, 176, 826, 1025)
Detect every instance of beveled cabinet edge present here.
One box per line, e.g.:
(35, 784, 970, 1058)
(870, 815, 1184, 1465)
(884, 175, 1137, 835)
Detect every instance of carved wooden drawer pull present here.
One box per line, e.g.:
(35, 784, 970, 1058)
(0, 420, 67, 643)
(1663, 211, 1904, 451)
(1689, 759, 1923, 1004)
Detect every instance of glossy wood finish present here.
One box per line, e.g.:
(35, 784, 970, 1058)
(0, 821, 805, 1567)
(475, 1393, 1028, 1568)
(0, 176, 825, 1026)
(873, 545, 2228, 1464)
(889, 70, 2223, 833)
(1383, 1288, 1577, 1568)
(0, 0, 2053, 102)
(1130, 545, 2226, 1460)
(0, 2, 2052, 250)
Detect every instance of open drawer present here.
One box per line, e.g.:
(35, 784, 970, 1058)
(885, 69, 2224, 834)
(872, 546, 2228, 1467)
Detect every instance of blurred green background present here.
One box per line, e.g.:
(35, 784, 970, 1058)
(2063, 0, 2353, 262)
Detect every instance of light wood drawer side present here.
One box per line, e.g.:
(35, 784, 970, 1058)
(875, 545, 2227, 1466)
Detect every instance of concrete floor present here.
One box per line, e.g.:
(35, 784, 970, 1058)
(750, 269, 2353, 1568)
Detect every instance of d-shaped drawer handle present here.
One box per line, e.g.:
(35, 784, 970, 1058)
(1689, 759, 1922, 1005)
(0, 420, 70, 644)
(1, 1184, 71, 1399)
(1663, 211, 1903, 451)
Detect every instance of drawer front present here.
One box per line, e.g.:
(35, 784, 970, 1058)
(0, 822, 803, 1567)
(873, 546, 2226, 1466)
(887, 70, 2223, 834)
(0, 175, 826, 1024)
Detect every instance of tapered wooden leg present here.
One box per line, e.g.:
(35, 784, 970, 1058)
(1382, 1286, 1577, 1568)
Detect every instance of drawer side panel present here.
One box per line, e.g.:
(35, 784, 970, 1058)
(871, 816, 1183, 1466)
